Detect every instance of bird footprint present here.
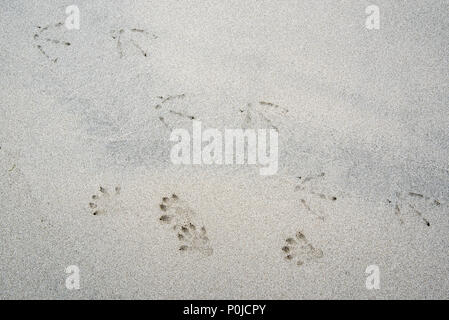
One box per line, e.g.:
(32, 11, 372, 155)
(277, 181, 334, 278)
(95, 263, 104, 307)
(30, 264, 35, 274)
(387, 191, 443, 226)
(111, 27, 157, 58)
(239, 101, 288, 132)
(153, 94, 196, 130)
(294, 172, 337, 221)
(33, 22, 71, 63)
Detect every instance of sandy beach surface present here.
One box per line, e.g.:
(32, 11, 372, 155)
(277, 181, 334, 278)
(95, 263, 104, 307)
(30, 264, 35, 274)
(1, 0, 448, 299)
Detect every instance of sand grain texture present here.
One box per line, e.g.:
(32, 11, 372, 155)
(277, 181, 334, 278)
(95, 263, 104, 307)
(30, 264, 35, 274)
(1, 0, 448, 299)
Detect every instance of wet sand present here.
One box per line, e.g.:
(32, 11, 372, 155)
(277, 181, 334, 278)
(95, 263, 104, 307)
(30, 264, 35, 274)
(0, 0, 448, 299)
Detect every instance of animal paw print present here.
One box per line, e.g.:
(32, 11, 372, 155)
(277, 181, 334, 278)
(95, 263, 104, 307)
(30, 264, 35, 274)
(239, 101, 288, 132)
(387, 191, 443, 226)
(111, 28, 158, 58)
(89, 186, 122, 215)
(294, 172, 337, 221)
(158, 194, 213, 256)
(33, 22, 71, 63)
(153, 94, 196, 130)
(282, 231, 323, 267)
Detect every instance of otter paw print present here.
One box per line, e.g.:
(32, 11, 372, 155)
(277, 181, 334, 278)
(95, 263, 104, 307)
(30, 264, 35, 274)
(159, 194, 213, 256)
(89, 186, 121, 215)
(177, 223, 213, 256)
(282, 231, 323, 267)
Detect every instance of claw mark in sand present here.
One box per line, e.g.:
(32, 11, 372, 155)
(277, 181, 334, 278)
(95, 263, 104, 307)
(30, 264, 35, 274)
(158, 194, 213, 256)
